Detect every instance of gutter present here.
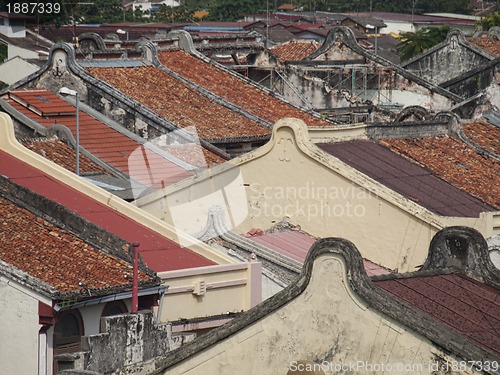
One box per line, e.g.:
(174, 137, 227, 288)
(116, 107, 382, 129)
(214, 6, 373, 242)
(55, 285, 168, 312)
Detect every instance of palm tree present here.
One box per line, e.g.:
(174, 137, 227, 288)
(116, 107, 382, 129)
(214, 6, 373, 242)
(397, 26, 450, 62)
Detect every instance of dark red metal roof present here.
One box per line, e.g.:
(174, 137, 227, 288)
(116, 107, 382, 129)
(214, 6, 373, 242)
(375, 274, 500, 356)
(246, 230, 388, 276)
(0, 150, 215, 272)
(318, 141, 496, 217)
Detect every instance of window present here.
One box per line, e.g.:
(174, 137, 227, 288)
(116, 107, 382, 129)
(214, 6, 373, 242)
(53, 310, 84, 356)
(101, 301, 127, 318)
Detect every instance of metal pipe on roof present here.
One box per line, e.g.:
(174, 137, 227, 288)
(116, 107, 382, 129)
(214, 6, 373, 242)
(58, 87, 80, 176)
(132, 242, 140, 314)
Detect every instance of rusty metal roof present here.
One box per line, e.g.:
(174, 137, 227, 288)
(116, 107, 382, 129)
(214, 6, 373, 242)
(0, 150, 215, 272)
(318, 140, 496, 217)
(246, 230, 389, 276)
(375, 274, 500, 356)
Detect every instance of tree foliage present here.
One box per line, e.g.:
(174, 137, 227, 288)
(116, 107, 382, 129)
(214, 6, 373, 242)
(154, 5, 196, 23)
(478, 12, 500, 30)
(0, 0, 475, 24)
(206, 0, 266, 21)
(287, 0, 470, 14)
(397, 26, 450, 62)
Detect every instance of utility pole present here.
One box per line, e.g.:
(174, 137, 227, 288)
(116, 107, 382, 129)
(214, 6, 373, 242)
(131, 242, 140, 314)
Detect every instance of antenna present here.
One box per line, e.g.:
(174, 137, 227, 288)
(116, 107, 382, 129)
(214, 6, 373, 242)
(266, 0, 269, 48)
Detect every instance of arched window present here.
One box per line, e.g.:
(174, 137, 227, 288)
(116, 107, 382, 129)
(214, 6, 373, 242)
(54, 310, 84, 353)
(101, 301, 127, 318)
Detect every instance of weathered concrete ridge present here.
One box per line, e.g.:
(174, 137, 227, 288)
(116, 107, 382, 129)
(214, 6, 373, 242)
(111, 227, 499, 375)
(403, 30, 496, 85)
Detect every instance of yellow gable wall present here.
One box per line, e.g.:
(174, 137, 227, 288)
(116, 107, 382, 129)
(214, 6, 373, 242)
(137, 119, 490, 272)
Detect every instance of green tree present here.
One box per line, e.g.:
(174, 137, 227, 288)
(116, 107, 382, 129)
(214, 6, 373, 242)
(154, 4, 196, 22)
(0, 44, 7, 62)
(478, 12, 500, 30)
(207, 0, 266, 21)
(397, 26, 450, 62)
(66, 0, 124, 24)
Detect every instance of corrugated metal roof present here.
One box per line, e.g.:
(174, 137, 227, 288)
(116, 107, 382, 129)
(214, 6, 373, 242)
(0, 150, 215, 272)
(79, 60, 146, 68)
(246, 230, 389, 276)
(375, 274, 500, 356)
(484, 111, 500, 128)
(318, 140, 496, 217)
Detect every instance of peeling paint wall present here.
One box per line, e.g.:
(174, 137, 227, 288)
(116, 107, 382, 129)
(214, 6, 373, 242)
(79, 312, 182, 374)
(404, 35, 492, 85)
(283, 66, 453, 111)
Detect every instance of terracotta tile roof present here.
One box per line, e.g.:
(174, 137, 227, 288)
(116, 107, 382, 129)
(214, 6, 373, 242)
(269, 40, 320, 63)
(0, 194, 152, 295)
(0, 150, 216, 272)
(463, 120, 500, 155)
(318, 141, 495, 217)
(245, 229, 389, 276)
(86, 66, 271, 140)
(163, 144, 226, 168)
(469, 38, 500, 56)
(4, 89, 193, 187)
(157, 50, 332, 127)
(380, 136, 500, 209)
(21, 138, 108, 176)
(375, 273, 500, 356)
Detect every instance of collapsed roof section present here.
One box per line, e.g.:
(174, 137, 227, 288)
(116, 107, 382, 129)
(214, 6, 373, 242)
(239, 27, 494, 122)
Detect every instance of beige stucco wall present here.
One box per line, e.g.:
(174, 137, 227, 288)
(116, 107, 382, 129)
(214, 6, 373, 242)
(164, 253, 478, 375)
(0, 276, 50, 375)
(158, 262, 261, 322)
(137, 119, 492, 272)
